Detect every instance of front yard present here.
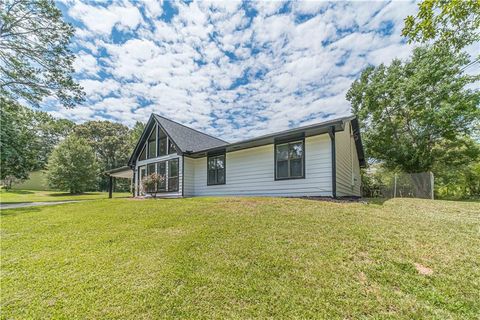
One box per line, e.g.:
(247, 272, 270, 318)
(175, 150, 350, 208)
(1, 197, 479, 318)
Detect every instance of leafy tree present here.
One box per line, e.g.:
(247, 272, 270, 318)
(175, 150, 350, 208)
(346, 46, 480, 174)
(0, 98, 75, 188)
(73, 121, 132, 190)
(0, 0, 84, 108)
(402, 0, 480, 52)
(29, 110, 75, 170)
(47, 135, 98, 193)
(130, 121, 145, 147)
(433, 138, 480, 198)
(0, 98, 38, 188)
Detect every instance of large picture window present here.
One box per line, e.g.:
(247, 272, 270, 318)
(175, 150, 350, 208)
(139, 145, 146, 161)
(275, 140, 304, 180)
(159, 136, 167, 156)
(157, 162, 166, 191)
(168, 140, 177, 154)
(207, 153, 225, 185)
(147, 126, 157, 159)
(168, 159, 179, 191)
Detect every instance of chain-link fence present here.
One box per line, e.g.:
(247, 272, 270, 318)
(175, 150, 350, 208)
(363, 171, 434, 199)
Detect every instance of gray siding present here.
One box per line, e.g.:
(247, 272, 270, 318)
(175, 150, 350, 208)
(183, 156, 195, 197)
(335, 121, 361, 197)
(188, 134, 332, 197)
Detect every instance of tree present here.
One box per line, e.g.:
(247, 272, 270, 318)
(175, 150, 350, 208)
(0, 0, 84, 108)
(32, 112, 75, 169)
(130, 121, 145, 147)
(433, 138, 480, 198)
(0, 98, 75, 188)
(0, 98, 37, 188)
(346, 46, 480, 174)
(73, 121, 132, 190)
(46, 135, 98, 193)
(402, 0, 480, 52)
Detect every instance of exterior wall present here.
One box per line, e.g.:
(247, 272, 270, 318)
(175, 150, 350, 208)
(135, 153, 183, 198)
(187, 134, 332, 197)
(335, 121, 361, 197)
(183, 156, 195, 197)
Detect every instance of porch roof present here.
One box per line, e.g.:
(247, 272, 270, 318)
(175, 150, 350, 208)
(105, 166, 133, 179)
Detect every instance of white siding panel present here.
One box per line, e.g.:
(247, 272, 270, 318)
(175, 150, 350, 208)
(335, 122, 361, 197)
(191, 134, 332, 197)
(183, 156, 195, 196)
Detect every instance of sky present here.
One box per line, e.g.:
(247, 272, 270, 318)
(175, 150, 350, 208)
(49, 0, 420, 142)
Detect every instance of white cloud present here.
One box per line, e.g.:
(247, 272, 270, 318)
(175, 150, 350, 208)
(73, 51, 100, 77)
(68, 1, 143, 36)
(51, 0, 419, 141)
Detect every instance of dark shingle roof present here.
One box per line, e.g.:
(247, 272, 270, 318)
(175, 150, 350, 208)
(153, 114, 228, 153)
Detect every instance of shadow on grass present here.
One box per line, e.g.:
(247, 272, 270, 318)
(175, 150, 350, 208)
(2, 190, 35, 195)
(48, 192, 100, 197)
(437, 198, 480, 203)
(1, 206, 41, 216)
(364, 198, 390, 205)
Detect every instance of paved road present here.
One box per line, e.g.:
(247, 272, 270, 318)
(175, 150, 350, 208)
(0, 201, 81, 210)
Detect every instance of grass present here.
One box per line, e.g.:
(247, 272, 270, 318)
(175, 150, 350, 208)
(0, 189, 131, 204)
(1, 197, 479, 319)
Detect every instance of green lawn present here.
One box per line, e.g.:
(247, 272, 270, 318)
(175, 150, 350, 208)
(1, 197, 479, 318)
(0, 189, 131, 204)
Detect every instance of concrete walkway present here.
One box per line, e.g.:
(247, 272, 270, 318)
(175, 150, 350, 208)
(0, 201, 81, 210)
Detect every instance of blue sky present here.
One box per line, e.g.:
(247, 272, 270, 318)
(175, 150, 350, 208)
(50, 0, 419, 141)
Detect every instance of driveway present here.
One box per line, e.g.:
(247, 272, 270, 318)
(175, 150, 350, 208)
(0, 201, 81, 210)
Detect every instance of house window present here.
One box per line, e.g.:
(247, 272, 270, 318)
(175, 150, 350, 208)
(159, 136, 167, 156)
(157, 162, 166, 191)
(147, 126, 157, 159)
(147, 163, 156, 175)
(275, 140, 304, 180)
(139, 145, 146, 161)
(168, 139, 177, 154)
(168, 159, 179, 191)
(207, 153, 225, 185)
(146, 163, 156, 192)
(138, 166, 146, 194)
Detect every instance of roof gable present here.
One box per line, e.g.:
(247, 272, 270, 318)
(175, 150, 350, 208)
(153, 114, 228, 153)
(128, 114, 229, 165)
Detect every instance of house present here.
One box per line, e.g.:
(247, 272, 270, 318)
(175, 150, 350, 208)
(106, 114, 366, 198)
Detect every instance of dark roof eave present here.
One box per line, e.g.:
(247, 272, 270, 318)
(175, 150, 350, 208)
(186, 116, 355, 157)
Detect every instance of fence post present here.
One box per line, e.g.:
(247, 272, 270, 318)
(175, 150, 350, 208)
(430, 172, 434, 200)
(393, 173, 397, 198)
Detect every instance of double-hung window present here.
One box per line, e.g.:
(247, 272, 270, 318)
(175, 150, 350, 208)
(275, 140, 304, 179)
(207, 153, 225, 185)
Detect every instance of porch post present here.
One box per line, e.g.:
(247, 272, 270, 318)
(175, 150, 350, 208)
(132, 171, 136, 197)
(108, 175, 113, 199)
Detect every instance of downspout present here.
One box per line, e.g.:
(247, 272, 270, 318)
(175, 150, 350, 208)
(328, 126, 336, 198)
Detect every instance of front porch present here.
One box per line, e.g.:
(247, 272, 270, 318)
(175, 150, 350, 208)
(105, 166, 134, 198)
